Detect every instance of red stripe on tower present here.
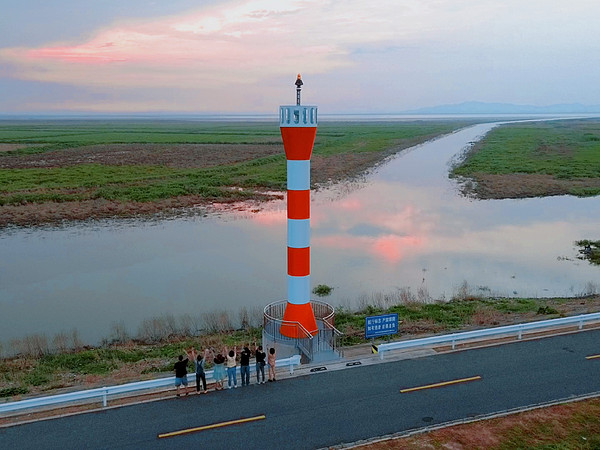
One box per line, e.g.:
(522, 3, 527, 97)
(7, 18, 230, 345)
(287, 190, 310, 219)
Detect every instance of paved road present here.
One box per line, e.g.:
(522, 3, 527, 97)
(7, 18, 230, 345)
(1, 330, 599, 449)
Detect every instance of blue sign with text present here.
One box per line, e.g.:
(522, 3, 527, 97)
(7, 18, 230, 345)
(365, 313, 399, 339)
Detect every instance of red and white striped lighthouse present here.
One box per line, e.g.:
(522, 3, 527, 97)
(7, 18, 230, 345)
(279, 74, 318, 338)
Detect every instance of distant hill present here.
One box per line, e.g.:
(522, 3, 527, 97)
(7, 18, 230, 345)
(405, 101, 600, 115)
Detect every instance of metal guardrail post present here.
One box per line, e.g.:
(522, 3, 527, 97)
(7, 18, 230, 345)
(102, 387, 108, 408)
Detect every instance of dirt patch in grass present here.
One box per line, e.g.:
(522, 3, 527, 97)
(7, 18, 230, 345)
(358, 398, 600, 449)
(534, 143, 574, 158)
(0, 143, 284, 169)
(461, 173, 600, 199)
(0, 142, 393, 179)
(0, 144, 35, 152)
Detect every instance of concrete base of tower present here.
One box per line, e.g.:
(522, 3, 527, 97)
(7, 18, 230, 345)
(280, 302, 318, 338)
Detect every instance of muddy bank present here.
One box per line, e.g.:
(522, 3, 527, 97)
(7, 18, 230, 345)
(0, 192, 284, 227)
(458, 173, 600, 199)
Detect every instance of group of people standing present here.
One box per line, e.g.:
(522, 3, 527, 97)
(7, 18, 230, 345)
(173, 342, 277, 396)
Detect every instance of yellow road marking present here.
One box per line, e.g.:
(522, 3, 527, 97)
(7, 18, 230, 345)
(158, 414, 266, 439)
(585, 354, 600, 360)
(400, 376, 482, 393)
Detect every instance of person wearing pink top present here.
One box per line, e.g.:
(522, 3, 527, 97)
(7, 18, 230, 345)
(267, 347, 277, 382)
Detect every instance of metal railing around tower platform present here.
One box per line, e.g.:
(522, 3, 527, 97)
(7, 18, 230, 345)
(263, 300, 344, 362)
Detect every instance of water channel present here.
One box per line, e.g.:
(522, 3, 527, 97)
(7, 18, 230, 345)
(1, 121, 599, 344)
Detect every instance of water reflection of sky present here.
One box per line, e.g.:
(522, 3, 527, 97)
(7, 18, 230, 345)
(1, 123, 599, 343)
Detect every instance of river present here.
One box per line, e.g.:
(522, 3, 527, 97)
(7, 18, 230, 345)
(1, 122, 599, 345)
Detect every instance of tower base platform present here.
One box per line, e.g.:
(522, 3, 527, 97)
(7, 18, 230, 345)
(263, 300, 344, 364)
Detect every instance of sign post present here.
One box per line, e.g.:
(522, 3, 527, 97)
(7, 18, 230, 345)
(365, 313, 399, 352)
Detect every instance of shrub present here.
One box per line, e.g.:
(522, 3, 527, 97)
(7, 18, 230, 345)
(23, 370, 51, 386)
(0, 386, 29, 398)
(313, 284, 333, 297)
(537, 306, 559, 315)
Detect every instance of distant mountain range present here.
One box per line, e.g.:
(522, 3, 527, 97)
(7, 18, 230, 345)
(404, 101, 600, 115)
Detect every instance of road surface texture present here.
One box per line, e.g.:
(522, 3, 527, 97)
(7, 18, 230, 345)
(1, 329, 599, 449)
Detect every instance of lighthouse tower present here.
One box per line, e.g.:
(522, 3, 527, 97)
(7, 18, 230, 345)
(279, 75, 318, 338)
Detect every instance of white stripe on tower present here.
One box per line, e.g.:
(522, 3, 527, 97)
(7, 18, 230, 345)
(287, 160, 310, 190)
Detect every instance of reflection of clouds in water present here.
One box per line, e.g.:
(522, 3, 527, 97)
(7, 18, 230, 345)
(313, 234, 423, 264)
(310, 182, 435, 264)
(313, 193, 428, 264)
(336, 198, 363, 212)
(430, 221, 593, 260)
(373, 235, 424, 263)
(251, 208, 286, 226)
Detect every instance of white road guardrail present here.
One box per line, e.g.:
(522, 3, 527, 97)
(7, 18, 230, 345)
(0, 355, 301, 415)
(378, 312, 600, 359)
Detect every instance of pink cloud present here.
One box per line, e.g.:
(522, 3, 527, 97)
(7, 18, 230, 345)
(6, 0, 480, 92)
(0, 0, 351, 90)
(0, 0, 511, 112)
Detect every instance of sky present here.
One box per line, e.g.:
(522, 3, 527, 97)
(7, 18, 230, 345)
(1, 0, 600, 114)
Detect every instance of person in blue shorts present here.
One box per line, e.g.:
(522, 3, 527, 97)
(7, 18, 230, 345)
(174, 354, 190, 397)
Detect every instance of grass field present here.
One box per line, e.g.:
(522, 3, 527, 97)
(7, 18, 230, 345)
(0, 120, 466, 226)
(452, 119, 600, 198)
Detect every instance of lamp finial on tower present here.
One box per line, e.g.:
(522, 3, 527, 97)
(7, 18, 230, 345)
(295, 74, 303, 105)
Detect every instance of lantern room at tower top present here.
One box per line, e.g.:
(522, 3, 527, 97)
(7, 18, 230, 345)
(280, 104, 318, 128)
(279, 107, 317, 161)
